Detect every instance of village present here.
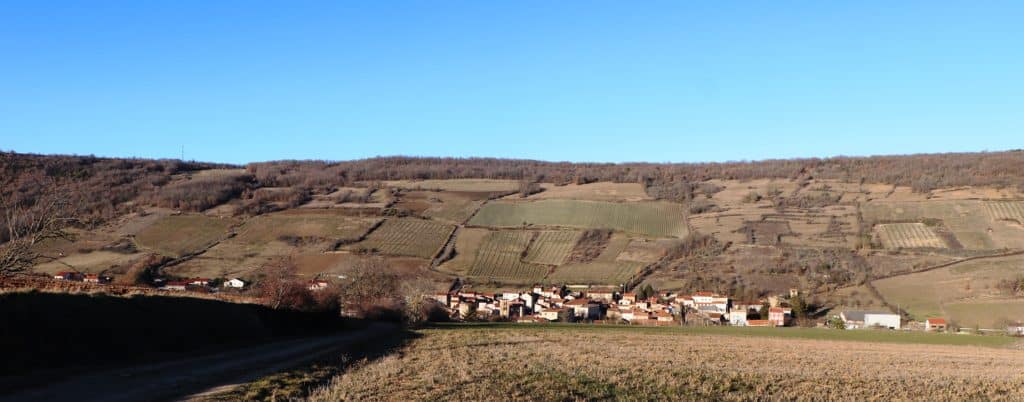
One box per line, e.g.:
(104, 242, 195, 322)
(431, 283, 1024, 335)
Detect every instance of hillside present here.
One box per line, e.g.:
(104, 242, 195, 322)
(3, 151, 1024, 327)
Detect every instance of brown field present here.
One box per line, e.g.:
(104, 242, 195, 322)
(418, 192, 484, 224)
(133, 215, 236, 258)
(349, 218, 455, 259)
(862, 200, 1024, 250)
(307, 326, 1024, 401)
(470, 200, 688, 238)
(34, 251, 145, 275)
(872, 254, 1024, 327)
(876, 223, 946, 249)
(616, 239, 674, 263)
(522, 182, 652, 202)
(593, 233, 631, 262)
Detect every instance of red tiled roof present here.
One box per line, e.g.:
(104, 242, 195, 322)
(694, 292, 715, 297)
(927, 318, 947, 325)
(769, 307, 784, 313)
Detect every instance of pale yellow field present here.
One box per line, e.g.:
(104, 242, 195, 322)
(876, 223, 946, 249)
(523, 182, 652, 202)
(383, 179, 519, 192)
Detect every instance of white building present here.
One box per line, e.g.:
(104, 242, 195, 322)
(728, 310, 748, 326)
(840, 311, 901, 329)
(223, 278, 246, 288)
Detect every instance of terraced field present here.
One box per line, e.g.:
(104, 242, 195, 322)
(860, 200, 1024, 250)
(546, 260, 645, 285)
(468, 231, 548, 282)
(523, 230, 580, 265)
(469, 200, 687, 238)
(353, 218, 455, 259)
(134, 215, 236, 258)
(876, 223, 946, 249)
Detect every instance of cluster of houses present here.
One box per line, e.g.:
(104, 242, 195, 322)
(53, 271, 113, 284)
(432, 285, 799, 327)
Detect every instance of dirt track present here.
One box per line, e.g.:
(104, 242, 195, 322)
(4, 323, 397, 402)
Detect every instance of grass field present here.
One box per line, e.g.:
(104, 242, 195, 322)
(984, 201, 1024, 223)
(524, 182, 652, 202)
(469, 200, 688, 238)
(134, 215, 236, 258)
(437, 228, 489, 275)
(306, 324, 1023, 401)
(467, 231, 548, 282)
(876, 222, 946, 249)
(523, 230, 580, 266)
(546, 260, 645, 285)
(862, 200, 1024, 250)
(420, 193, 484, 224)
(234, 211, 379, 245)
(872, 254, 1024, 327)
(352, 218, 455, 259)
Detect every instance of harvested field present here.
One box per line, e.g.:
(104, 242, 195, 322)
(307, 325, 1024, 401)
(876, 223, 946, 249)
(616, 239, 673, 263)
(134, 215, 235, 258)
(234, 211, 380, 245)
(862, 200, 1024, 250)
(351, 218, 455, 259)
(523, 182, 652, 202)
(467, 231, 547, 282)
(383, 179, 519, 193)
(523, 230, 580, 266)
(546, 260, 644, 285)
(469, 200, 688, 238)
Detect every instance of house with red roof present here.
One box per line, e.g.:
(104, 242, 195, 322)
(925, 318, 947, 332)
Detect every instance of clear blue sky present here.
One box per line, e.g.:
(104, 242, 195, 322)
(2, 1, 1022, 165)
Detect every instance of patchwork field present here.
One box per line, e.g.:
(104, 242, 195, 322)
(418, 192, 484, 224)
(872, 254, 1024, 327)
(306, 325, 1024, 401)
(876, 223, 946, 249)
(134, 215, 236, 258)
(467, 231, 548, 282)
(862, 200, 1024, 250)
(984, 201, 1024, 223)
(523, 230, 580, 266)
(351, 218, 455, 259)
(438, 228, 489, 275)
(469, 200, 688, 238)
(546, 260, 645, 285)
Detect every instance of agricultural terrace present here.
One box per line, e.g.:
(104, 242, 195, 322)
(306, 325, 1024, 401)
(861, 200, 1024, 250)
(876, 223, 945, 249)
(134, 215, 235, 258)
(546, 261, 645, 285)
(523, 182, 652, 202)
(469, 200, 688, 238)
(352, 218, 455, 259)
(383, 179, 519, 192)
(872, 254, 1024, 327)
(233, 211, 380, 245)
(523, 230, 580, 265)
(468, 231, 548, 282)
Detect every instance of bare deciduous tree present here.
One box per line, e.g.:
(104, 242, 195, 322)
(0, 190, 76, 276)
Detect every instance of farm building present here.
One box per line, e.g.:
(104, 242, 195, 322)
(925, 318, 947, 332)
(1008, 324, 1024, 337)
(222, 278, 246, 288)
(768, 307, 789, 327)
(840, 311, 901, 330)
(728, 310, 748, 326)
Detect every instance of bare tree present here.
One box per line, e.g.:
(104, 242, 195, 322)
(0, 190, 76, 276)
(257, 256, 312, 310)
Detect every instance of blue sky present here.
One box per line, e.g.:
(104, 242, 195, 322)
(1, 1, 1021, 164)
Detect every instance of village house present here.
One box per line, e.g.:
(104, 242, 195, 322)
(728, 309, 748, 326)
(538, 307, 568, 322)
(676, 295, 694, 308)
(163, 281, 188, 291)
(223, 278, 246, 289)
(840, 310, 901, 330)
(653, 311, 674, 323)
(768, 307, 790, 327)
(925, 318, 947, 332)
(83, 274, 100, 283)
(566, 298, 601, 320)
(586, 287, 616, 303)
(307, 280, 329, 291)
(53, 271, 82, 281)
(618, 292, 636, 305)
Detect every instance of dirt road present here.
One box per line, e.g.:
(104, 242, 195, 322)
(3, 323, 397, 402)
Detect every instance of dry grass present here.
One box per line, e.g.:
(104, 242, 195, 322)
(383, 179, 519, 192)
(438, 228, 489, 276)
(349, 218, 455, 259)
(546, 260, 645, 285)
(234, 211, 379, 245)
(876, 223, 946, 249)
(523, 182, 652, 202)
(307, 325, 1024, 401)
(134, 215, 236, 258)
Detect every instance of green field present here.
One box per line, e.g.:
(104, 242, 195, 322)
(353, 218, 455, 259)
(469, 200, 688, 237)
(546, 260, 645, 285)
(468, 231, 548, 282)
(234, 211, 380, 245)
(523, 230, 580, 265)
(134, 215, 235, 258)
